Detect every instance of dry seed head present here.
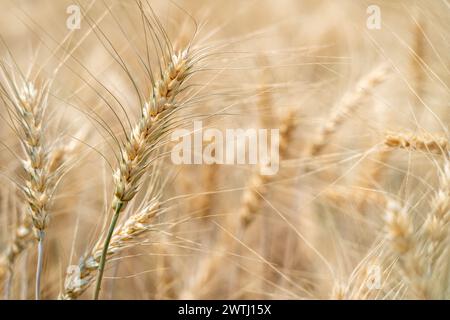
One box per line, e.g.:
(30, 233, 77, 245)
(310, 64, 390, 156)
(385, 131, 449, 156)
(60, 199, 160, 299)
(0, 214, 33, 282)
(113, 49, 190, 210)
(278, 108, 297, 159)
(422, 160, 450, 256)
(384, 200, 433, 298)
(239, 173, 269, 227)
(6, 78, 59, 234)
(239, 108, 297, 227)
(0, 138, 74, 283)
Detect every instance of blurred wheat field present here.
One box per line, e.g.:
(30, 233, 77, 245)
(0, 0, 448, 300)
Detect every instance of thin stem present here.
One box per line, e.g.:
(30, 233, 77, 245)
(93, 202, 123, 300)
(35, 230, 45, 300)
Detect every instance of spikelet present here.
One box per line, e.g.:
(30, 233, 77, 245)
(60, 199, 160, 300)
(384, 201, 415, 253)
(238, 174, 270, 228)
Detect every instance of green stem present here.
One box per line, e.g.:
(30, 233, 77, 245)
(35, 230, 45, 300)
(93, 202, 123, 300)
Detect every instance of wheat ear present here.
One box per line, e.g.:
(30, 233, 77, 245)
(384, 131, 448, 156)
(0, 209, 32, 295)
(18, 81, 51, 301)
(309, 64, 390, 156)
(384, 200, 431, 299)
(0, 63, 65, 299)
(60, 199, 160, 300)
(0, 141, 76, 295)
(239, 108, 297, 227)
(421, 160, 450, 298)
(94, 48, 192, 299)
